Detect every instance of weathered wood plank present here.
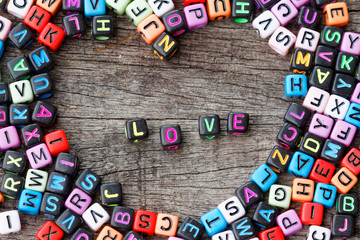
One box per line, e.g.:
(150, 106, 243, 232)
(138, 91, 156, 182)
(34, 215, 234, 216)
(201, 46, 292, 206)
(0, 1, 360, 239)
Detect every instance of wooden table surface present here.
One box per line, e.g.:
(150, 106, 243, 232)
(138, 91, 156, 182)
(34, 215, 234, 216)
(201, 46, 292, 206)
(1, 1, 360, 239)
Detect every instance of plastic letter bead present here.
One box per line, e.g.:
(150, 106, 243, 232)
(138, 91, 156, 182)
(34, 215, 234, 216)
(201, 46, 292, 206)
(44, 130, 69, 156)
(341, 148, 360, 175)
(70, 229, 93, 240)
(124, 231, 143, 240)
(125, 0, 153, 26)
(230, 217, 256, 240)
(0, 210, 21, 234)
(271, 0, 297, 26)
(276, 209, 302, 237)
(9, 104, 31, 127)
(65, 188, 92, 215)
(337, 194, 359, 215)
(329, 120, 356, 147)
(231, 0, 254, 23)
(288, 151, 314, 178)
(23, 6, 51, 33)
(36, 221, 63, 240)
(137, 14, 165, 44)
(155, 213, 178, 236)
(82, 203, 110, 232)
(28, 47, 53, 73)
(97, 226, 123, 240)
(0, 126, 21, 151)
(284, 103, 310, 128)
(162, 10, 187, 36)
(183, 4, 208, 30)
(32, 101, 57, 127)
(198, 114, 220, 139)
(148, 0, 174, 17)
(292, 178, 314, 203)
(335, 52, 358, 76)
(30, 73, 52, 99)
(284, 74, 307, 98)
(100, 182, 123, 206)
(153, 32, 178, 60)
(308, 113, 333, 139)
(62, 14, 86, 38)
(218, 196, 246, 224)
(36, 0, 61, 15)
(20, 124, 44, 149)
(91, 15, 113, 40)
(75, 169, 101, 195)
(295, 27, 320, 52)
(25, 169, 48, 192)
(62, 0, 84, 13)
(227, 113, 249, 135)
(26, 143, 52, 169)
(268, 184, 291, 209)
(309, 66, 334, 91)
(7, 0, 33, 19)
(306, 226, 330, 240)
(133, 210, 157, 236)
(323, 2, 349, 27)
(259, 227, 284, 240)
(324, 95, 349, 120)
(38, 23, 66, 51)
(331, 214, 354, 238)
(177, 217, 204, 240)
(7, 56, 32, 82)
(250, 164, 277, 192)
(309, 159, 335, 183)
(268, 26, 296, 56)
(201, 208, 227, 237)
(330, 167, 357, 194)
(276, 122, 302, 150)
(252, 11, 280, 39)
(9, 80, 33, 104)
(321, 26, 343, 48)
(55, 209, 82, 235)
(303, 86, 330, 113)
(46, 172, 71, 196)
(105, 0, 130, 15)
(340, 32, 360, 55)
(351, 83, 360, 104)
(289, 49, 314, 74)
(206, 0, 230, 21)
(0, 16, 12, 41)
(235, 182, 262, 209)
(314, 46, 337, 68)
(1, 173, 24, 199)
(313, 183, 337, 208)
(333, 73, 356, 96)
(300, 202, 323, 225)
(3, 151, 27, 174)
(18, 189, 43, 215)
(84, 0, 106, 18)
(212, 230, 235, 240)
(40, 192, 64, 218)
(266, 146, 292, 173)
(111, 206, 135, 231)
(8, 23, 34, 49)
(160, 124, 182, 149)
(252, 202, 278, 228)
(297, 6, 320, 29)
(345, 102, 360, 129)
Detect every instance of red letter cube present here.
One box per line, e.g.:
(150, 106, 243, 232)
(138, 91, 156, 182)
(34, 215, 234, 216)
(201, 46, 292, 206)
(309, 159, 335, 184)
(44, 130, 69, 156)
(23, 6, 51, 33)
(259, 226, 285, 240)
(341, 148, 360, 175)
(133, 210, 157, 236)
(300, 202, 323, 225)
(38, 23, 65, 51)
(36, 221, 64, 240)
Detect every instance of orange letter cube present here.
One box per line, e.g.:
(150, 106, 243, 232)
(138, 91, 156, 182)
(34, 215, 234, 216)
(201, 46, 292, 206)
(331, 167, 358, 194)
(292, 178, 315, 202)
(137, 14, 165, 44)
(206, 0, 231, 21)
(155, 213, 179, 236)
(323, 2, 349, 27)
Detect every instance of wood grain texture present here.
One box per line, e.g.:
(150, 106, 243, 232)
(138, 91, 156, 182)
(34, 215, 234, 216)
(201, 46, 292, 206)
(1, 1, 360, 239)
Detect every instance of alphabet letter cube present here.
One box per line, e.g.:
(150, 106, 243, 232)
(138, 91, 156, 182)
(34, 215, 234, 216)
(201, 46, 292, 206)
(162, 10, 187, 36)
(308, 113, 334, 139)
(227, 113, 249, 135)
(36, 221, 63, 240)
(55, 209, 83, 235)
(331, 167, 358, 194)
(97, 226, 122, 240)
(29, 46, 53, 73)
(124, 231, 143, 240)
(259, 227, 284, 240)
(46, 171, 71, 196)
(3, 151, 27, 174)
(40, 192, 64, 218)
(1, 173, 24, 199)
(54, 152, 78, 176)
(201, 208, 227, 237)
(133, 210, 157, 236)
(7, 56, 32, 81)
(148, 0, 174, 17)
(309, 158, 335, 183)
(91, 15, 113, 40)
(250, 164, 278, 192)
(23, 6, 51, 33)
(8, 23, 34, 49)
(25, 169, 48, 192)
(252, 10, 279, 39)
(83, 203, 110, 232)
(320, 26, 343, 48)
(303, 86, 330, 113)
(63, 0, 84, 13)
(30, 73, 53, 99)
(177, 217, 204, 240)
(300, 202, 323, 225)
(276, 122, 302, 150)
(100, 182, 122, 206)
(337, 194, 359, 215)
(323, 2, 349, 27)
(218, 196, 246, 224)
(0, 82, 10, 105)
(306, 226, 330, 240)
(212, 230, 235, 240)
(110, 206, 134, 231)
(299, 132, 325, 158)
(183, 4, 208, 30)
(18, 189, 43, 215)
(276, 209, 302, 237)
(155, 213, 178, 236)
(21, 123, 44, 148)
(160, 124, 182, 150)
(75, 169, 101, 195)
(125, 118, 149, 142)
(71, 229, 93, 240)
(153, 32, 178, 60)
(26, 143, 52, 169)
(0, 126, 21, 151)
(0, 16, 11, 41)
(290, 48, 314, 74)
(252, 202, 278, 228)
(0, 210, 21, 234)
(235, 182, 263, 209)
(232, 0, 254, 23)
(206, 0, 231, 21)
(268, 184, 291, 209)
(269, 27, 296, 56)
(295, 27, 320, 52)
(7, 0, 33, 18)
(330, 120, 356, 147)
(335, 52, 358, 76)
(38, 23, 66, 51)
(32, 101, 57, 127)
(314, 45, 337, 68)
(297, 6, 320, 29)
(284, 102, 310, 128)
(199, 114, 220, 139)
(292, 178, 314, 202)
(331, 214, 353, 238)
(65, 188, 92, 215)
(44, 130, 69, 156)
(137, 14, 165, 44)
(341, 147, 360, 175)
(125, 0, 153, 26)
(313, 183, 337, 208)
(266, 146, 292, 173)
(9, 80, 33, 104)
(36, 0, 62, 15)
(271, 0, 298, 26)
(284, 74, 308, 98)
(309, 66, 334, 91)
(63, 14, 86, 38)
(10, 104, 31, 127)
(230, 217, 256, 240)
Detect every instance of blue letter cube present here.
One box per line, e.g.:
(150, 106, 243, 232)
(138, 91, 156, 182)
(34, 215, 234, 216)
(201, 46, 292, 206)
(250, 164, 278, 192)
(313, 183, 337, 208)
(285, 74, 308, 98)
(344, 102, 360, 129)
(18, 189, 43, 215)
(288, 151, 314, 178)
(200, 208, 227, 237)
(84, 0, 106, 18)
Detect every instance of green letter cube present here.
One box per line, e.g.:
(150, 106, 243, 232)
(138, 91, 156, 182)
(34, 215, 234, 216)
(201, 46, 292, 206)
(106, 0, 131, 15)
(25, 169, 48, 193)
(268, 184, 292, 209)
(125, 0, 153, 26)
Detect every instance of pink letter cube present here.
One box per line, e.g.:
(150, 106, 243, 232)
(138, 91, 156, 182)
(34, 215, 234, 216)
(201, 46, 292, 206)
(183, 4, 208, 30)
(65, 188, 92, 215)
(26, 143, 52, 169)
(340, 32, 360, 55)
(303, 86, 330, 113)
(308, 113, 334, 139)
(271, 0, 298, 26)
(276, 209, 302, 236)
(269, 26, 296, 56)
(0, 16, 12, 41)
(330, 120, 356, 147)
(0, 126, 20, 151)
(295, 27, 320, 52)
